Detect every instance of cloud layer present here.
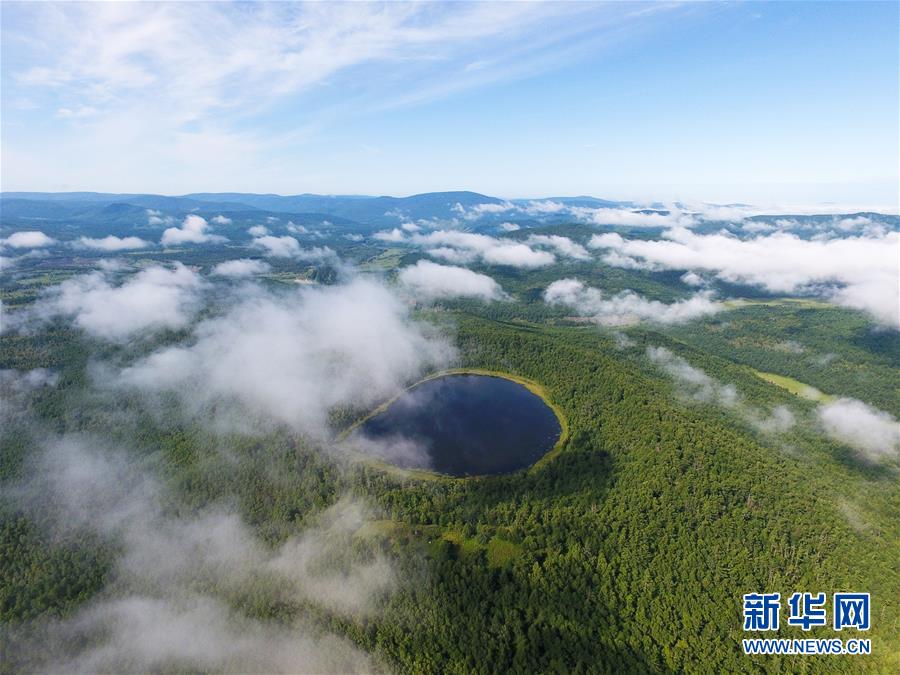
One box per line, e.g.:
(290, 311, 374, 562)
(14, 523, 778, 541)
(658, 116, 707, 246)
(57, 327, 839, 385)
(544, 279, 722, 325)
(590, 228, 900, 326)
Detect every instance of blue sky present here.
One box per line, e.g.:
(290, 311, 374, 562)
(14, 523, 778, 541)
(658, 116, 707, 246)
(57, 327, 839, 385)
(1, 1, 897, 207)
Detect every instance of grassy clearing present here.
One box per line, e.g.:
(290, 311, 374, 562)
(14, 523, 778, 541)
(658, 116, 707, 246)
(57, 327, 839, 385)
(359, 248, 406, 271)
(723, 297, 834, 310)
(487, 537, 523, 568)
(752, 370, 835, 403)
(359, 521, 524, 566)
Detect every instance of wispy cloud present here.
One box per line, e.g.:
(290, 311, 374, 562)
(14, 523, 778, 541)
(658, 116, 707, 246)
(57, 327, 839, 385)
(250, 234, 335, 261)
(8, 437, 385, 672)
(2, 1, 661, 192)
(115, 278, 453, 436)
(646, 346, 796, 435)
(647, 346, 899, 460)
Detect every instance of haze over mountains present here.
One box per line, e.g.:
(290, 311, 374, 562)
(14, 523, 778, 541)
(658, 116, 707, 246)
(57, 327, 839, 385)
(2, 191, 893, 236)
(1, 191, 625, 229)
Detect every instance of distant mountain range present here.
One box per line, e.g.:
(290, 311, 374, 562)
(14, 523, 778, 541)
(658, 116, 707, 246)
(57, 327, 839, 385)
(2, 192, 895, 245)
(0, 191, 627, 230)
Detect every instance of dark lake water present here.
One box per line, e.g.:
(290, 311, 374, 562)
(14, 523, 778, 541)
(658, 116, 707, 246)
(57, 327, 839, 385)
(357, 374, 561, 476)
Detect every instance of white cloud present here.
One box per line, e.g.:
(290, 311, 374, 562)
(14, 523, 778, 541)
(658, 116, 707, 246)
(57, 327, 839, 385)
(544, 279, 722, 325)
(521, 200, 568, 215)
(373, 228, 406, 243)
(526, 234, 590, 260)
(247, 225, 269, 237)
(400, 222, 421, 232)
(680, 271, 705, 286)
(572, 206, 698, 228)
(589, 228, 900, 326)
(147, 209, 174, 226)
(211, 259, 271, 277)
(250, 235, 335, 261)
(73, 235, 151, 251)
(481, 243, 554, 267)
(39, 263, 204, 341)
(287, 222, 309, 235)
(211, 215, 232, 225)
(161, 215, 226, 246)
(412, 230, 554, 268)
(456, 201, 516, 220)
(818, 398, 899, 460)
(398, 260, 505, 302)
(499, 222, 520, 232)
(6, 1, 636, 193)
(117, 278, 452, 436)
(2, 230, 56, 248)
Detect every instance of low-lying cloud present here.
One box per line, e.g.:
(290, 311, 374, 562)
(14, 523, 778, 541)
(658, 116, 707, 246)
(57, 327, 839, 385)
(590, 228, 900, 326)
(398, 260, 505, 302)
(413, 230, 555, 268)
(251, 234, 335, 261)
(646, 346, 795, 434)
(37, 263, 205, 341)
(116, 278, 453, 436)
(648, 346, 899, 460)
(73, 235, 151, 251)
(211, 258, 272, 277)
(2, 230, 56, 248)
(7, 437, 385, 673)
(161, 215, 227, 246)
(525, 234, 590, 260)
(544, 279, 722, 325)
(818, 398, 899, 460)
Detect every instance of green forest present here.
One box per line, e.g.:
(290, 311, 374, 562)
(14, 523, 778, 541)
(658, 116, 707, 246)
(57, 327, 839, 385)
(2, 253, 897, 673)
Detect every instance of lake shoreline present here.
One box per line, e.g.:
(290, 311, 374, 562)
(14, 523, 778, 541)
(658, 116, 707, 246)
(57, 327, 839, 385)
(337, 368, 570, 481)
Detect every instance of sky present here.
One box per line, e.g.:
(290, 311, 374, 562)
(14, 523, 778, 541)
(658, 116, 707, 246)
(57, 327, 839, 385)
(1, 1, 897, 207)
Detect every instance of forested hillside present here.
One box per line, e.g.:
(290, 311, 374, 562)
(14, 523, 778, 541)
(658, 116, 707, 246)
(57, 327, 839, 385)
(2, 302, 896, 672)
